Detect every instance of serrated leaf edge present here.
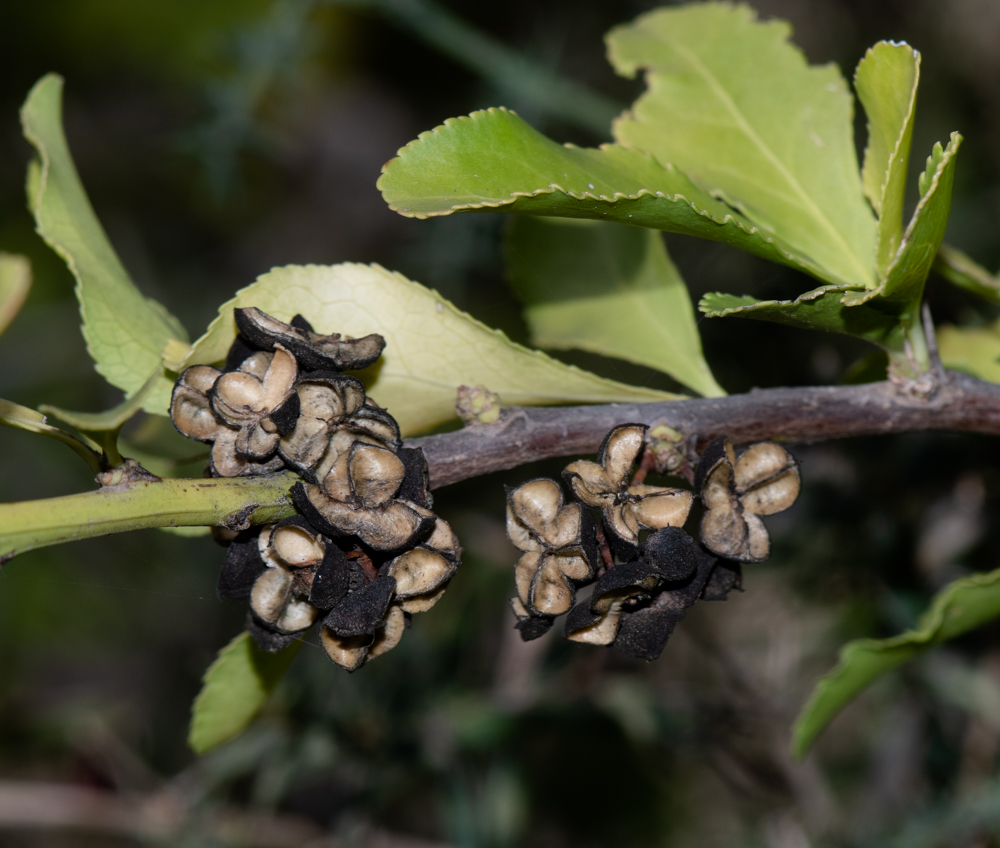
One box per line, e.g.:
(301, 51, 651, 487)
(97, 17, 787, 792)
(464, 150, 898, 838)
(179, 262, 683, 403)
(699, 283, 858, 318)
(845, 132, 961, 307)
(792, 566, 1000, 758)
(855, 41, 921, 219)
(378, 107, 824, 278)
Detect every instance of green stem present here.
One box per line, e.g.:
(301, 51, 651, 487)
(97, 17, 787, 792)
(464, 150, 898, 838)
(0, 473, 299, 562)
(360, 0, 620, 135)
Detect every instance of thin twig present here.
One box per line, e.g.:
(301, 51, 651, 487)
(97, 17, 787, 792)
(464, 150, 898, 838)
(409, 372, 1000, 489)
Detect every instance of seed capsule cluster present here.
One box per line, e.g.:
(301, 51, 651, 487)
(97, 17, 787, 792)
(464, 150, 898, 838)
(170, 308, 460, 670)
(505, 425, 799, 660)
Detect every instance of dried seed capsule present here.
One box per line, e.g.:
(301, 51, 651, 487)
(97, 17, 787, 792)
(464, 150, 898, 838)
(564, 527, 715, 658)
(696, 437, 800, 562)
(235, 307, 386, 372)
(170, 365, 224, 442)
(277, 373, 371, 476)
(210, 345, 299, 461)
(291, 442, 434, 551)
(504, 478, 600, 623)
(562, 424, 693, 552)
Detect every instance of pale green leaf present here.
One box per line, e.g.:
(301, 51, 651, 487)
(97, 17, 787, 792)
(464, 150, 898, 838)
(855, 42, 920, 275)
(0, 398, 103, 473)
(934, 244, 1000, 305)
(378, 108, 828, 283)
(607, 2, 876, 289)
(0, 253, 32, 338)
(699, 286, 904, 351)
(702, 134, 961, 356)
(793, 567, 1000, 758)
(177, 263, 678, 437)
(39, 368, 162, 433)
(937, 322, 1000, 383)
(20, 74, 184, 417)
(189, 631, 302, 754)
(505, 217, 724, 397)
(844, 133, 961, 307)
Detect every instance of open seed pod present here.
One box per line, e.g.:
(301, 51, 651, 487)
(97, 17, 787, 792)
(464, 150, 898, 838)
(562, 424, 693, 552)
(246, 518, 329, 641)
(308, 405, 403, 485)
(209, 345, 299, 461)
(696, 437, 800, 563)
(320, 604, 407, 672)
(235, 307, 385, 372)
(505, 478, 600, 630)
(217, 525, 272, 602)
(565, 528, 716, 660)
(292, 442, 434, 551)
(388, 509, 459, 613)
(277, 373, 367, 475)
(170, 365, 224, 442)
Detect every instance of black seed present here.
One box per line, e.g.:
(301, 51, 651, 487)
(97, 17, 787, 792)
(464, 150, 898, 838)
(309, 542, 351, 609)
(613, 606, 685, 660)
(396, 447, 431, 508)
(290, 314, 315, 333)
(604, 522, 640, 562)
(323, 575, 397, 636)
(269, 390, 301, 437)
(247, 612, 299, 652)
(702, 561, 743, 601)
(291, 482, 342, 538)
(564, 601, 602, 635)
(590, 559, 661, 607)
(224, 335, 259, 371)
(516, 616, 553, 641)
(641, 527, 708, 583)
(218, 532, 267, 601)
(579, 508, 601, 570)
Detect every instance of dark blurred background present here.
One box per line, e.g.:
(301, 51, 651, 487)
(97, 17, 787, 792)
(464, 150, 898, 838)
(3, 1, 1000, 845)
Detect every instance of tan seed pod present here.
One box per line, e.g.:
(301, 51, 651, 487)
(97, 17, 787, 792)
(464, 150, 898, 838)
(398, 585, 448, 613)
(696, 437, 800, 563)
(565, 598, 625, 646)
(235, 307, 386, 373)
(367, 606, 406, 660)
(389, 547, 456, 598)
(349, 443, 406, 508)
(563, 424, 693, 547)
(250, 566, 294, 624)
(320, 628, 371, 671)
(170, 366, 224, 442)
(271, 525, 325, 567)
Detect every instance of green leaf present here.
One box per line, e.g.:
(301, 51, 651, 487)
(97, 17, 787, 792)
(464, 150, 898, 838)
(606, 3, 876, 289)
(0, 253, 32, 338)
(855, 42, 920, 276)
(699, 286, 904, 349)
(0, 398, 103, 474)
(174, 263, 679, 437)
(505, 217, 724, 397)
(844, 133, 961, 307)
(189, 631, 301, 754)
(39, 368, 162, 433)
(937, 322, 1000, 383)
(378, 107, 828, 283)
(701, 134, 961, 359)
(933, 244, 1000, 305)
(20, 74, 185, 417)
(793, 567, 1000, 758)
